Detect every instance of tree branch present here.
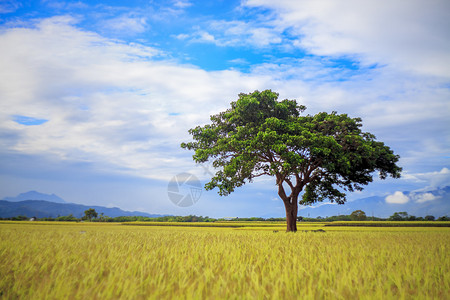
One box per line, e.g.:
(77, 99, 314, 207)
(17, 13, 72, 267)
(285, 177, 294, 190)
(251, 172, 271, 178)
(277, 179, 288, 202)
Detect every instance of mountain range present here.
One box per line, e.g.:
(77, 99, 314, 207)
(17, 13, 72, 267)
(1, 188, 449, 219)
(0, 191, 166, 219)
(4, 190, 66, 203)
(298, 186, 450, 218)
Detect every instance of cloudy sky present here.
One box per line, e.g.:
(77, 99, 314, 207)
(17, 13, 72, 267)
(0, 0, 449, 218)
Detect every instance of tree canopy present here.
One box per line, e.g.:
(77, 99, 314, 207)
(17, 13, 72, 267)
(350, 210, 367, 221)
(182, 90, 401, 231)
(84, 208, 98, 221)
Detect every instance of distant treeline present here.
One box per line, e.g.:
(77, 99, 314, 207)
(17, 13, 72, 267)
(2, 211, 449, 222)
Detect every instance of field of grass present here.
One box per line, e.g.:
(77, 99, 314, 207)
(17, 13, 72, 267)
(1, 221, 449, 299)
(122, 220, 450, 229)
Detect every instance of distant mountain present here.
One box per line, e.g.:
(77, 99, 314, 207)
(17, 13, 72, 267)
(0, 200, 167, 219)
(4, 191, 66, 204)
(298, 186, 450, 218)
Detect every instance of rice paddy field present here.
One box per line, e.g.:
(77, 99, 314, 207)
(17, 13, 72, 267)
(1, 221, 449, 299)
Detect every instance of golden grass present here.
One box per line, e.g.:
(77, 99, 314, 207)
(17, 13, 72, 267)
(0, 222, 449, 299)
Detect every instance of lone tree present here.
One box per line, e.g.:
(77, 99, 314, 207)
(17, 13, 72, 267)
(84, 208, 98, 221)
(181, 90, 401, 232)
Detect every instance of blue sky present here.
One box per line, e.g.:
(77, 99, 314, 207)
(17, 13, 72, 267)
(0, 0, 449, 218)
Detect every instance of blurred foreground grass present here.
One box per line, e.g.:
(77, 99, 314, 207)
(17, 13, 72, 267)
(0, 222, 449, 299)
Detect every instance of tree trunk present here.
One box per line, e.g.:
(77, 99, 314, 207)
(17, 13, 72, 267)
(284, 198, 298, 232)
(277, 178, 301, 232)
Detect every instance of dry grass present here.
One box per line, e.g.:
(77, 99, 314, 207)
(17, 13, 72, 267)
(0, 222, 449, 299)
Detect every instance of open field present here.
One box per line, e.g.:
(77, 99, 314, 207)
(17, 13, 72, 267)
(1, 222, 449, 299)
(121, 220, 450, 228)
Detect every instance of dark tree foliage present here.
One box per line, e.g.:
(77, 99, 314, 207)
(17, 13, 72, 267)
(182, 90, 402, 231)
(56, 214, 78, 221)
(424, 215, 435, 221)
(84, 208, 98, 221)
(389, 211, 409, 221)
(350, 210, 367, 221)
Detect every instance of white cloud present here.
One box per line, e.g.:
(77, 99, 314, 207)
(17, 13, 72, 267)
(413, 192, 439, 203)
(228, 58, 249, 65)
(197, 31, 216, 43)
(100, 14, 148, 35)
(0, 16, 273, 180)
(42, 0, 88, 11)
(173, 0, 192, 9)
(0, 15, 448, 188)
(0, 0, 21, 13)
(175, 33, 190, 40)
(245, 0, 450, 78)
(184, 20, 283, 48)
(404, 168, 450, 188)
(385, 191, 410, 204)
